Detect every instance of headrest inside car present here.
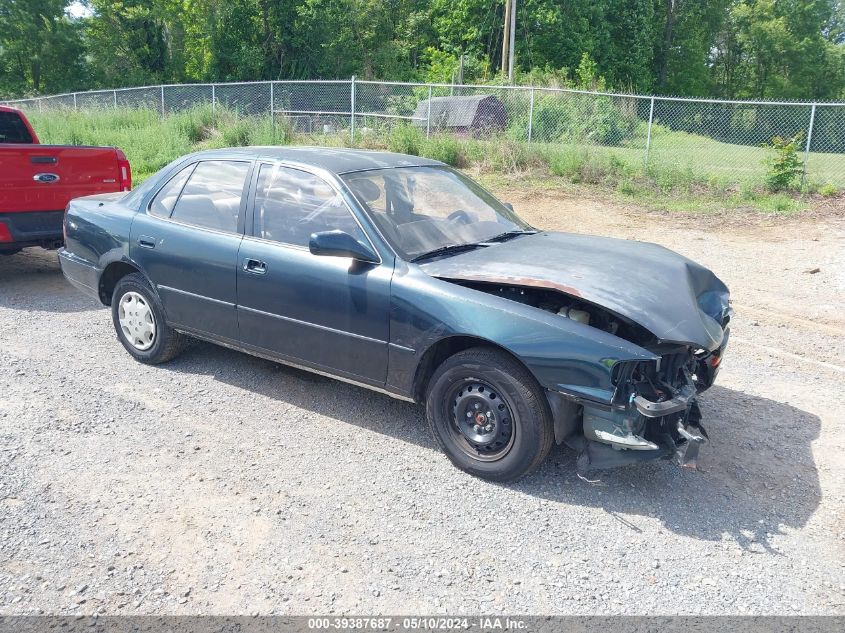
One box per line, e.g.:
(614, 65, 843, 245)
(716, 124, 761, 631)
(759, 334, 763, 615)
(350, 179, 381, 203)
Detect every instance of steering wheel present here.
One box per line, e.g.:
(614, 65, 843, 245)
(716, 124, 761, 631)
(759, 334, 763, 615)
(447, 209, 474, 225)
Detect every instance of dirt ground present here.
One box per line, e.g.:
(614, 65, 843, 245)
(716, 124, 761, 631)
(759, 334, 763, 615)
(513, 186, 845, 526)
(0, 188, 843, 615)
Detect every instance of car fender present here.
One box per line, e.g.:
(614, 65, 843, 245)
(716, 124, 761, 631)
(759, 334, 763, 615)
(387, 265, 657, 405)
(62, 195, 158, 305)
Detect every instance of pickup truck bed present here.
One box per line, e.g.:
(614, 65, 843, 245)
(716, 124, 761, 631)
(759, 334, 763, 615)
(0, 106, 131, 253)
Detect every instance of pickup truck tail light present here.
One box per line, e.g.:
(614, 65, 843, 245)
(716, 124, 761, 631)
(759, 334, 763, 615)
(116, 150, 132, 191)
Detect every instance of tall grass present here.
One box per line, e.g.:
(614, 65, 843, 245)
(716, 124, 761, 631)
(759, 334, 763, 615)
(24, 106, 831, 213)
(27, 105, 279, 181)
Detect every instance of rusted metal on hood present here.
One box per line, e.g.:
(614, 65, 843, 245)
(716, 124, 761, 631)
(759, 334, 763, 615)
(419, 231, 730, 351)
(440, 271, 583, 298)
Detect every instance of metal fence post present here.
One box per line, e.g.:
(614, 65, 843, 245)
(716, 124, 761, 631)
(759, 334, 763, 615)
(39, 98, 43, 113)
(426, 85, 433, 138)
(350, 76, 356, 143)
(644, 96, 655, 167)
(527, 87, 535, 144)
(73, 93, 77, 111)
(801, 103, 816, 187)
(211, 84, 216, 114)
(269, 81, 275, 143)
(160, 85, 165, 116)
(113, 90, 117, 108)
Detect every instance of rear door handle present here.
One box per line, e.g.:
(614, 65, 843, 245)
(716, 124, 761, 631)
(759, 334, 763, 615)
(243, 258, 267, 274)
(137, 236, 156, 249)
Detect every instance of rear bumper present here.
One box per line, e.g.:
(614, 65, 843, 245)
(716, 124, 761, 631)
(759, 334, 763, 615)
(0, 211, 64, 251)
(57, 248, 102, 301)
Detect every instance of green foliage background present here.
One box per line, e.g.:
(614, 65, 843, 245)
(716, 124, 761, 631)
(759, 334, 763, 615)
(1, 1, 843, 100)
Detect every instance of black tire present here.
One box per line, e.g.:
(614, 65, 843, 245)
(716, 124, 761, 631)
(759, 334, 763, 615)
(111, 273, 186, 364)
(425, 347, 554, 482)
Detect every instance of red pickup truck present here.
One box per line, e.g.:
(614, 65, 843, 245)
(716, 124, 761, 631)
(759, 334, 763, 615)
(0, 105, 131, 254)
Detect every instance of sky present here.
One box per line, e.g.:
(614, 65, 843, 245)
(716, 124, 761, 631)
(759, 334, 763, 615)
(66, 2, 93, 19)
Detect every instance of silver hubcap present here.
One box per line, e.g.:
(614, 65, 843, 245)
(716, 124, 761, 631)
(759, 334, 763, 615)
(118, 291, 156, 351)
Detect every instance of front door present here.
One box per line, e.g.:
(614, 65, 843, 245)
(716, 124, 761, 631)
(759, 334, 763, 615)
(236, 163, 392, 385)
(130, 159, 251, 341)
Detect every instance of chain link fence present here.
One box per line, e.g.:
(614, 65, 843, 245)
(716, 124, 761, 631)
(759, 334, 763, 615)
(4, 79, 844, 187)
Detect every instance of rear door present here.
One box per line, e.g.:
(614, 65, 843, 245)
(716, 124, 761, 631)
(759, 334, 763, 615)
(236, 162, 392, 384)
(130, 159, 252, 342)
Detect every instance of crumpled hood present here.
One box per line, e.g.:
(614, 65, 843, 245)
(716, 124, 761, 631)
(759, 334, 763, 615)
(418, 231, 730, 351)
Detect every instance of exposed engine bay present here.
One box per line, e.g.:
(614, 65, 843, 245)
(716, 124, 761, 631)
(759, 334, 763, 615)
(455, 282, 656, 345)
(453, 280, 730, 472)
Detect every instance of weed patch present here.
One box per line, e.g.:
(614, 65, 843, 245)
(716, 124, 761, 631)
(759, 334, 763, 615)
(24, 105, 826, 215)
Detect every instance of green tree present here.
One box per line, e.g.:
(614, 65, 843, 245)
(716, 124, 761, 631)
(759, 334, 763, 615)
(0, 0, 87, 95)
(599, 0, 656, 91)
(712, 0, 845, 99)
(1, 0, 843, 101)
(654, 0, 730, 96)
(85, 0, 181, 86)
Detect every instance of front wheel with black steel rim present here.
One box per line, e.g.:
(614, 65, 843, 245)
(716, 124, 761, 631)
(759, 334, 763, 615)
(111, 273, 186, 364)
(425, 347, 554, 482)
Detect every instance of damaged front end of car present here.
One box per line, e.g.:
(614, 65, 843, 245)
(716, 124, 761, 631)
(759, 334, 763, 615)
(419, 230, 732, 473)
(572, 347, 720, 473)
(546, 309, 729, 473)
(440, 276, 730, 473)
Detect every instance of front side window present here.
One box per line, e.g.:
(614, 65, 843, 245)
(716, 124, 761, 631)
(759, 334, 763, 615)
(148, 164, 195, 218)
(253, 164, 367, 247)
(170, 161, 250, 233)
(341, 166, 531, 260)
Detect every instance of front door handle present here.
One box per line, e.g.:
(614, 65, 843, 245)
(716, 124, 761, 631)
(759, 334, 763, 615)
(243, 258, 267, 274)
(137, 235, 156, 249)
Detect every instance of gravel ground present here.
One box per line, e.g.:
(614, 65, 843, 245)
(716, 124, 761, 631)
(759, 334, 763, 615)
(1, 191, 843, 616)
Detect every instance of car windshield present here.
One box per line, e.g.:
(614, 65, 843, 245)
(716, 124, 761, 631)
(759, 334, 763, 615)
(341, 166, 533, 261)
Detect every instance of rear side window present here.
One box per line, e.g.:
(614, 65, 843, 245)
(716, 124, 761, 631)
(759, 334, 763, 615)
(148, 164, 195, 218)
(170, 161, 250, 233)
(0, 111, 33, 143)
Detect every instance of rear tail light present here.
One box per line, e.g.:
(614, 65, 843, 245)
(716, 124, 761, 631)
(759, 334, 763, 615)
(0, 222, 12, 243)
(116, 149, 132, 192)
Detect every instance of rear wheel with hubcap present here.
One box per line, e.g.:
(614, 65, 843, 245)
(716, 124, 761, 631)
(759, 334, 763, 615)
(111, 273, 186, 364)
(426, 347, 554, 482)
(118, 291, 156, 351)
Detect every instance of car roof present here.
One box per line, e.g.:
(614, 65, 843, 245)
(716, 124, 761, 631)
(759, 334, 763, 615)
(186, 146, 444, 175)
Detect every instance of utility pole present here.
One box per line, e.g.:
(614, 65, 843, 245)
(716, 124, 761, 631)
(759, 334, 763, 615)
(501, 0, 516, 83)
(501, 0, 511, 78)
(508, 0, 516, 83)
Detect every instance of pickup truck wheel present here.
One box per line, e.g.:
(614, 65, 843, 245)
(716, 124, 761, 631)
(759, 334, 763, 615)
(425, 347, 554, 482)
(111, 273, 186, 364)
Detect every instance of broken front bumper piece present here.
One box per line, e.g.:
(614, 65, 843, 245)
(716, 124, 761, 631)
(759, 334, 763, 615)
(573, 388, 708, 472)
(674, 417, 708, 469)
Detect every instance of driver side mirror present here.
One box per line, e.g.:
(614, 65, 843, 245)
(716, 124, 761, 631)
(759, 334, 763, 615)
(309, 230, 379, 263)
